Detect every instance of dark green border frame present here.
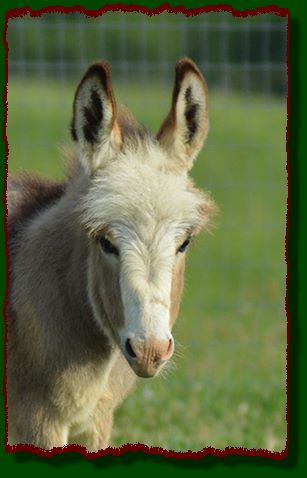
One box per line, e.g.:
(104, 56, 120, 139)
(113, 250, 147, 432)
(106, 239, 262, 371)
(1, 0, 304, 475)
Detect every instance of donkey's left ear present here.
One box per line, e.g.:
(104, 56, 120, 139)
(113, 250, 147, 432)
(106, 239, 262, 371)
(157, 58, 209, 171)
(71, 61, 122, 174)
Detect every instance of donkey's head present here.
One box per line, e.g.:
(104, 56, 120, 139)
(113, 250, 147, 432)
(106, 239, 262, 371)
(71, 58, 216, 378)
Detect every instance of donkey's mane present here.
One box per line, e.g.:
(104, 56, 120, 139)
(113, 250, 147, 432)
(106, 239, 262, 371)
(117, 105, 150, 143)
(7, 174, 66, 246)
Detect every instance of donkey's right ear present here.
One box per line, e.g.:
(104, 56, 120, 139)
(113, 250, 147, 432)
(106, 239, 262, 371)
(157, 58, 209, 172)
(71, 61, 122, 174)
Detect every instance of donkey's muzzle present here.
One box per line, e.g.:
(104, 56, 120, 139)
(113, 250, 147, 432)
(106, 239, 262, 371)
(124, 336, 174, 378)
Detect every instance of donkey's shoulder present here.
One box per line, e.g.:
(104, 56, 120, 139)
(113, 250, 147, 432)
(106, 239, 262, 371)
(7, 174, 66, 241)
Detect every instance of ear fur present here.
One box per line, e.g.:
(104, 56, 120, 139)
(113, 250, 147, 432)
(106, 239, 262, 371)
(157, 58, 209, 171)
(71, 61, 122, 174)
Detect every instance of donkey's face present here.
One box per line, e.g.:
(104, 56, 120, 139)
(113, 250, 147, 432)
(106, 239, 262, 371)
(72, 59, 215, 378)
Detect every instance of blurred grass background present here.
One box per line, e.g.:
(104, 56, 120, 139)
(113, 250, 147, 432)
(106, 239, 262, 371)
(6, 11, 287, 452)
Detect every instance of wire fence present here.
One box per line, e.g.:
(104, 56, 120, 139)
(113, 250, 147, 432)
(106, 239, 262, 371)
(6, 11, 288, 169)
(7, 12, 287, 94)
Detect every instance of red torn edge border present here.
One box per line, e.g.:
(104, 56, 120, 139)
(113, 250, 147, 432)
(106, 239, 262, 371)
(2, 1, 290, 462)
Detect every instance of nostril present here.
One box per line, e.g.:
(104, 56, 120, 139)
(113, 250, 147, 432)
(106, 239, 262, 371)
(125, 338, 137, 359)
(161, 337, 174, 361)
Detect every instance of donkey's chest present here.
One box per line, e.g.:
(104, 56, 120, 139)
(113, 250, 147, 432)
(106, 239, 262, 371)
(67, 378, 112, 436)
(53, 357, 118, 425)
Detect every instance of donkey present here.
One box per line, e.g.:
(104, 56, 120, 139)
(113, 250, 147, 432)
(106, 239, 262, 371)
(6, 58, 216, 451)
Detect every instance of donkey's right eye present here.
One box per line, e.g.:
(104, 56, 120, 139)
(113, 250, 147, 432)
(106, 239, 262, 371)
(176, 236, 192, 254)
(98, 237, 119, 256)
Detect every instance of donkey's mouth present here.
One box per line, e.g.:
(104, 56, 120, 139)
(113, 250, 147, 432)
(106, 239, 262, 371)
(126, 359, 165, 378)
(120, 335, 174, 378)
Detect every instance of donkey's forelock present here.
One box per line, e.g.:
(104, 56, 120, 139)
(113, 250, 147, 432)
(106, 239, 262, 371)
(78, 141, 215, 242)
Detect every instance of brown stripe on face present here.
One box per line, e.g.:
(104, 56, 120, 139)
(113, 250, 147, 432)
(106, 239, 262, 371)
(88, 243, 125, 343)
(169, 254, 186, 328)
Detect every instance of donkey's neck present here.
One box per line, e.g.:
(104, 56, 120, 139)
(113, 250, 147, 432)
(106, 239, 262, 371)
(28, 173, 116, 362)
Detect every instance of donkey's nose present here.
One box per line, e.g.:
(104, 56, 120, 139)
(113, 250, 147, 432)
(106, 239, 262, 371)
(124, 336, 174, 377)
(125, 337, 174, 362)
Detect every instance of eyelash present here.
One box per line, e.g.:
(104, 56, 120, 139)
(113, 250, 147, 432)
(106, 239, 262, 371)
(98, 235, 191, 256)
(176, 236, 192, 254)
(98, 236, 119, 256)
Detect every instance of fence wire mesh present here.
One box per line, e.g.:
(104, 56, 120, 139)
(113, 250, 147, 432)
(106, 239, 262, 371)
(8, 12, 287, 92)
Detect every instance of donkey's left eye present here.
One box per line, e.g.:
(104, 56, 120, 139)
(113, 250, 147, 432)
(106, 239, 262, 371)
(177, 237, 192, 254)
(98, 237, 119, 256)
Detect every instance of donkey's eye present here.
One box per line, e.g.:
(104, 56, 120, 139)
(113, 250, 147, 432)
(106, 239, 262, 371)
(177, 237, 192, 254)
(98, 236, 119, 256)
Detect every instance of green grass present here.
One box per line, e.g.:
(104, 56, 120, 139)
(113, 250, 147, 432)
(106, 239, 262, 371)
(7, 78, 287, 452)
